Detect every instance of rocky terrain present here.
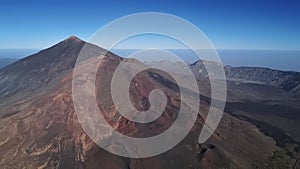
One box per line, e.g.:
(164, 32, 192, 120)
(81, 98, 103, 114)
(190, 60, 300, 95)
(190, 59, 300, 168)
(0, 36, 299, 169)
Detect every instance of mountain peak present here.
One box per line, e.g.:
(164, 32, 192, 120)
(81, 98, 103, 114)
(0, 35, 116, 103)
(63, 35, 84, 44)
(68, 35, 80, 40)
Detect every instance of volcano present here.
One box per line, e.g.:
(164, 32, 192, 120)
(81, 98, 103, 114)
(0, 36, 299, 169)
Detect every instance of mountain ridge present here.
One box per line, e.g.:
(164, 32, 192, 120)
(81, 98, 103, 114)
(0, 36, 111, 105)
(190, 60, 300, 95)
(0, 36, 298, 169)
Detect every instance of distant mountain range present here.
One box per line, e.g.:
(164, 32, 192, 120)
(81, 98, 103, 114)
(113, 49, 300, 72)
(0, 36, 299, 169)
(190, 60, 300, 96)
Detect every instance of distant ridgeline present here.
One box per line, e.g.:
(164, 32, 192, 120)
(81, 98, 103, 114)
(190, 60, 300, 95)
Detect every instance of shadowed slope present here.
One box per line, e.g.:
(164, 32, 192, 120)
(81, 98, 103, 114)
(0, 37, 280, 169)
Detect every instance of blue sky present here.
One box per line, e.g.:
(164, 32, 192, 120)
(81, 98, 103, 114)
(0, 0, 300, 50)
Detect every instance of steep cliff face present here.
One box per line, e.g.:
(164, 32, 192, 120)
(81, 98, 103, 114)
(224, 66, 300, 92)
(190, 60, 300, 95)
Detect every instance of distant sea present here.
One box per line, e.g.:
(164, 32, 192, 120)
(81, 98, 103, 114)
(0, 49, 39, 59)
(0, 49, 299, 72)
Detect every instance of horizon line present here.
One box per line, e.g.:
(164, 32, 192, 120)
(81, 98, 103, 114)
(1, 48, 300, 51)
